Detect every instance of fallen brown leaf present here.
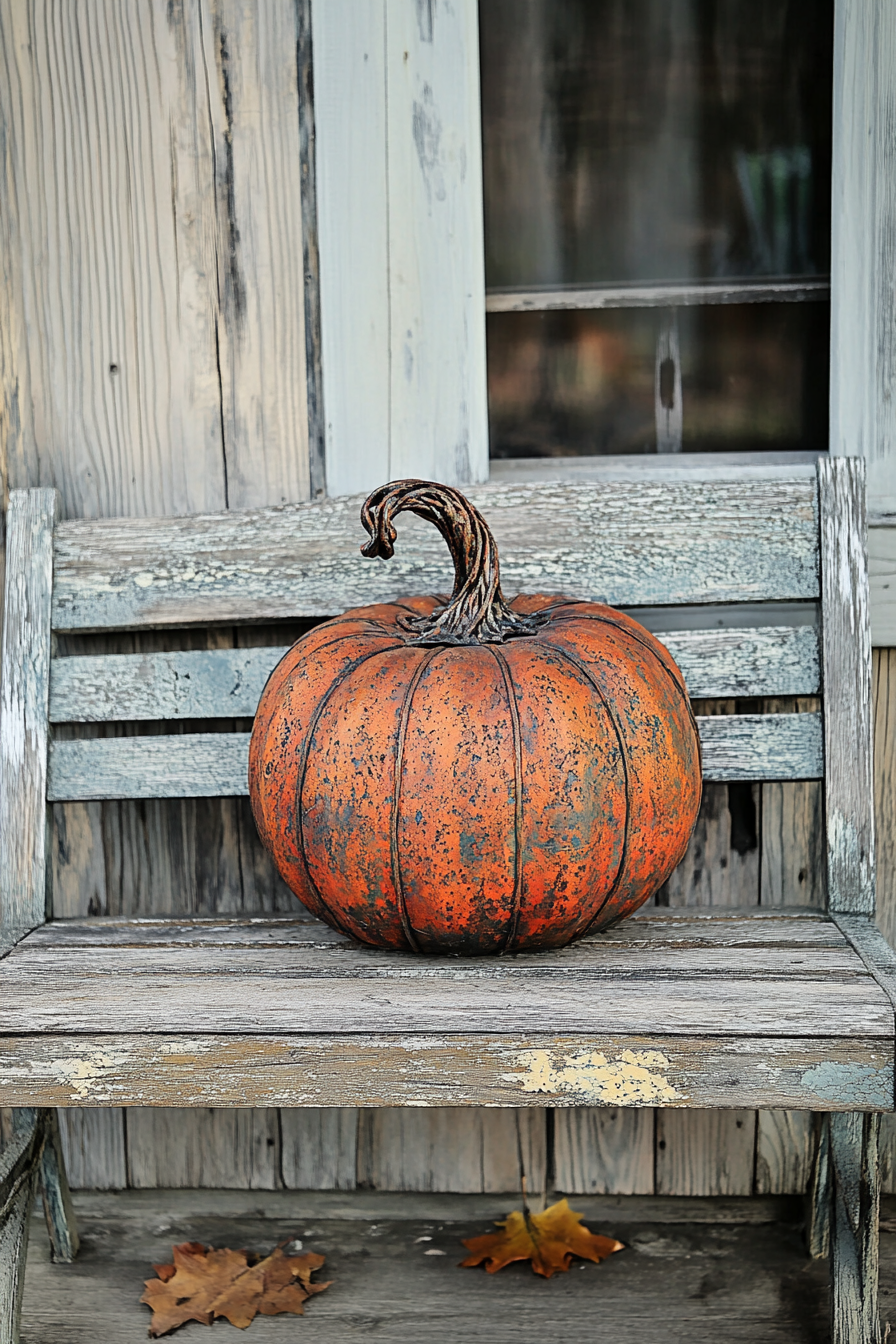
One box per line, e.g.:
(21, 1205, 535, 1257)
(141, 1240, 330, 1336)
(461, 1198, 624, 1278)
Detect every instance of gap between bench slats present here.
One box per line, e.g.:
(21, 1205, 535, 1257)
(45, 713, 824, 801)
(47, 626, 820, 723)
(49, 478, 820, 631)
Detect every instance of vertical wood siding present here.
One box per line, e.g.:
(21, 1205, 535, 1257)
(2, 1, 896, 1201)
(313, 0, 489, 496)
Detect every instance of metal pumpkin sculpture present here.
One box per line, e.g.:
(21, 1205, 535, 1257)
(249, 480, 701, 954)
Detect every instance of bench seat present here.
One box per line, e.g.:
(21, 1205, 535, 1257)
(1, 909, 892, 1112)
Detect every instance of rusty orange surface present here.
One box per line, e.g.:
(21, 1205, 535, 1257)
(249, 593, 702, 955)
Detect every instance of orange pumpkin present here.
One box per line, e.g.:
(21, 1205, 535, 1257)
(249, 481, 701, 954)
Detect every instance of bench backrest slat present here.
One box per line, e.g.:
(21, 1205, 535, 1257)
(0, 463, 874, 929)
(45, 713, 825, 803)
(50, 478, 819, 632)
(46, 624, 821, 723)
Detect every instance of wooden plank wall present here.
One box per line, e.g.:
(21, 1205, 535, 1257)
(2, 1, 896, 1199)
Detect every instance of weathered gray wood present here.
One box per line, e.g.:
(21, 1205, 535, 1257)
(809, 1114, 832, 1259)
(46, 625, 821, 724)
(0, 1032, 884, 1115)
(0, 0, 313, 518)
(14, 1187, 835, 1344)
(761, 695, 826, 908)
(819, 458, 876, 914)
(37, 1110, 78, 1263)
(17, 908, 852, 950)
(829, 1111, 882, 1344)
(2, 944, 884, 1035)
(869, 524, 896, 645)
(57, 1109, 126, 1191)
(49, 478, 821, 632)
(553, 1109, 655, 1195)
(832, 913, 896, 1019)
(0, 491, 57, 928)
(44, 712, 825, 803)
(125, 1109, 282, 1190)
(486, 278, 830, 312)
(660, 780, 760, 908)
(755, 1111, 814, 1195)
(655, 1111, 757, 1197)
(356, 1110, 547, 1195)
(830, 0, 896, 517)
(0, 1109, 41, 1344)
(490, 450, 822, 486)
(280, 1109, 358, 1191)
(873, 650, 896, 950)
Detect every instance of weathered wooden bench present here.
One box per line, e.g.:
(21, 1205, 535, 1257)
(0, 459, 892, 1343)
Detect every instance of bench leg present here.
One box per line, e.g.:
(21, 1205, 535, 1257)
(0, 1111, 42, 1344)
(829, 1112, 882, 1344)
(38, 1111, 79, 1263)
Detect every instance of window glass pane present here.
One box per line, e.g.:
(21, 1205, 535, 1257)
(487, 301, 829, 458)
(480, 0, 834, 288)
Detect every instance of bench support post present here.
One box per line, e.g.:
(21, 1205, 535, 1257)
(0, 1109, 79, 1344)
(829, 1112, 881, 1344)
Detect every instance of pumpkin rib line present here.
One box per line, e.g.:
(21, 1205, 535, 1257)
(542, 641, 632, 935)
(538, 607, 691, 701)
(539, 607, 703, 796)
(487, 646, 525, 956)
(294, 642, 405, 945)
(390, 645, 444, 954)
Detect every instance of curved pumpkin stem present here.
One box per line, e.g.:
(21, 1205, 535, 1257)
(360, 479, 547, 645)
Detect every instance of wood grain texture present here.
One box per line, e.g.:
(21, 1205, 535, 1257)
(831, 0, 896, 515)
(312, 0, 390, 495)
(869, 524, 896, 646)
(829, 1111, 882, 1343)
(659, 781, 759, 908)
(125, 1109, 281, 1190)
(0, 0, 311, 516)
(56, 1110, 126, 1192)
(0, 1033, 887, 1112)
(314, 0, 488, 495)
(819, 458, 876, 914)
(280, 1109, 358, 1191)
(2, 940, 885, 1038)
(37, 1110, 78, 1263)
(356, 1110, 546, 1195)
(655, 1111, 757, 1197)
(14, 1188, 838, 1344)
(45, 625, 821, 724)
(755, 1111, 814, 1195)
(761, 696, 826, 908)
(0, 491, 56, 928)
(49, 478, 820, 632)
(17, 908, 852, 950)
(553, 1109, 655, 1195)
(874, 650, 896, 950)
(43, 712, 825, 803)
(0, 1109, 41, 1344)
(203, 0, 311, 510)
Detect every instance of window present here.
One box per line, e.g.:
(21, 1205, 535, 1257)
(479, 0, 834, 459)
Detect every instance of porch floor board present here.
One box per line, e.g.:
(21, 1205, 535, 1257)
(19, 1188, 889, 1343)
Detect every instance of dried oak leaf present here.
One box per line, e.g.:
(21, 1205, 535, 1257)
(461, 1198, 624, 1279)
(141, 1240, 330, 1337)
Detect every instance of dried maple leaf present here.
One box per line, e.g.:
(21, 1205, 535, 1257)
(141, 1240, 330, 1336)
(461, 1198, 624, 1279)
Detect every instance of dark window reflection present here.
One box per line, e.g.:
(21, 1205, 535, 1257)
(487, 302, 830, 458)
(480, 0, 834, 288)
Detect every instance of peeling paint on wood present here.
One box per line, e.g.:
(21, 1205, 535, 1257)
(505, 1048, 684, 1106)
(49, 478, 820, 632)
